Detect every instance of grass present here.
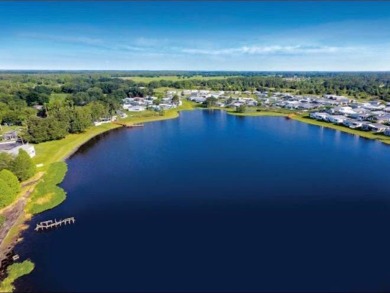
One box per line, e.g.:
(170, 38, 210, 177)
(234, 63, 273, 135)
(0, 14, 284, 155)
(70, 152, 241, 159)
(33, 123, 120, 170)
(291, 115, 390, 145)
(27, 100, 197, 214)
(0, 260, 35, 292)
(26, 162, 68, 215)
(224, 107, 390, 145)
(153, 87, 178, 95)
(0, 215, 5, 228)
(120, 100, 197, 123)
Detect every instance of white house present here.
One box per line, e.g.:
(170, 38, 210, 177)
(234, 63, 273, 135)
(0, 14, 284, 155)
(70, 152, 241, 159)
(0, 142, 36, 158)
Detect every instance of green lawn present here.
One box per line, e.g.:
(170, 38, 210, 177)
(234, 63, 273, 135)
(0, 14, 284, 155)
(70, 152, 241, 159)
(33, 123, 121, 169)
(26, 100, 197, 215)
(0, 260, 35, 292)
(153, 87, 179, 95)
(26, 162, 67, 215)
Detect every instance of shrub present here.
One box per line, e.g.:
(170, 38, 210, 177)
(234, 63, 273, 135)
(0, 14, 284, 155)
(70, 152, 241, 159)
(0, 179, 13, 208)
(11, 149, 36, 181)
(0, 169, 20, 197)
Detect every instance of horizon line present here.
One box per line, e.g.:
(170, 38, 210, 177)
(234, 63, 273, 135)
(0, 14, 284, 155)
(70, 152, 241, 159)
(1, 69, 390, 72)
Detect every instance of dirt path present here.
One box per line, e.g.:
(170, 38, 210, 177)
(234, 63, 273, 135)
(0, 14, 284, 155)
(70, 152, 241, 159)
(0, 172, 44, 269)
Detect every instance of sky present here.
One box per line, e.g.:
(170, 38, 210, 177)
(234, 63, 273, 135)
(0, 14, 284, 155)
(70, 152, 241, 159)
(1, 1, 390, 71)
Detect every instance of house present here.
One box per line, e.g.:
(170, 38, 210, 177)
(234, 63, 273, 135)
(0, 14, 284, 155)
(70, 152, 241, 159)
(310, 112, 329, 121)
(127, 106, 146, 112)
(94, 116, 116, 126)
(385, 129, 390, 136)
(0, 142, 36, 158)
(192, 97, 207, 103)
(350, 120, 365, 129)
(363, 123, 389, 133)
(342, 119, 354, 127)
(372, 114, 390, 124)
(298, 103, 317, 111)
(343, 119, 365, 129)
(327, 115, 346, 124)
(116, 111, 128, 119)
(334, 106, 356, 116)
(1, 131, 18, 141)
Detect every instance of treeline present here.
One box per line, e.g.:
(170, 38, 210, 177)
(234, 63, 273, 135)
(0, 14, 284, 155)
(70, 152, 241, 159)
(24, 101, 109, 143)
(0, 74, 151, 128)
(1, 72, 390, 144)
(134, 74, 390, 101)
(0, 74, 155, 143)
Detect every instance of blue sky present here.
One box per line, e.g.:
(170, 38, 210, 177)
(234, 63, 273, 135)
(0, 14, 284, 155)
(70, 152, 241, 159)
(1, 1, 390, 71)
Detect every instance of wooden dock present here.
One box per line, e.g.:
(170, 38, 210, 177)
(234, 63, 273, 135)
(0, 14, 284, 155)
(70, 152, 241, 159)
(113, 122, 144, 128)
(34, 217, 76, 232)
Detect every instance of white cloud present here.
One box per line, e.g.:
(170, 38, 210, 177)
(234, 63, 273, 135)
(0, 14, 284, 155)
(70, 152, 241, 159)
(180, 44, 359, 56)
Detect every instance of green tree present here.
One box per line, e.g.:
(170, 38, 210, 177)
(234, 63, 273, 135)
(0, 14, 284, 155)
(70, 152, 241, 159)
(0, 169, 20, 198)
(204, 97, 218, 108)
(0, 179, 13, 208)
(25, 116, 68, 143)
(0, 153, 14, 172)
(172, 94, 180, 105)
(11, 149, 36, 181)
(236, 104, 247, 113)
(87, 87, 104, 100)
(86, 101, 108, 121)
(69, 107, 92, 133)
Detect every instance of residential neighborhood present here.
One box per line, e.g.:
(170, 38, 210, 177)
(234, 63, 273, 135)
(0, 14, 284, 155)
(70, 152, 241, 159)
(120, 89, 390, 136)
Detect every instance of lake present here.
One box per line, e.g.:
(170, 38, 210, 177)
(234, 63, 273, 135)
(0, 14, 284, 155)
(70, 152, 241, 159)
(15, 110, 390, 292)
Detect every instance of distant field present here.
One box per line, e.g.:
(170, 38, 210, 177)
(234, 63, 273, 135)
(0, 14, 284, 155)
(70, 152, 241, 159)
(117, 75, 235, 83)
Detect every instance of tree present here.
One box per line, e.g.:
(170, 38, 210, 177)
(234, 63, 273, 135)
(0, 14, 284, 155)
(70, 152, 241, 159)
(87, 87, 104, 100)
(204, 97, 217, 108)
(172, 94, 180, 105)
(0, 153, 13, 172)
(0, 169, 20, 198)
(69, 107, 92, 133)
(0, 179, 13, 208)
(11, 149, 36, 181)
(236, 105, 247, 113)
(86, 101, 108, 121)
(25, 116, 68, 143)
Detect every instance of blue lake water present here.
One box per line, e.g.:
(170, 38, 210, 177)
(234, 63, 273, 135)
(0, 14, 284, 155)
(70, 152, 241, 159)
(15, 110, 390, 292)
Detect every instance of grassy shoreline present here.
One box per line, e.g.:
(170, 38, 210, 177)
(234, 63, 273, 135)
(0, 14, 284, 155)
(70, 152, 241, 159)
(0, 104, 188, 291)
(291, 115, 390, 145)
(1, 102, 389, 290)
(226, 109, 390, 145)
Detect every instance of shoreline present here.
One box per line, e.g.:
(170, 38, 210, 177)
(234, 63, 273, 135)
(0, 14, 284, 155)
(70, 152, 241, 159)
(226, 110, 390, 145)
(1, 105, 389, 290)
(0, 109, 183, 290)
